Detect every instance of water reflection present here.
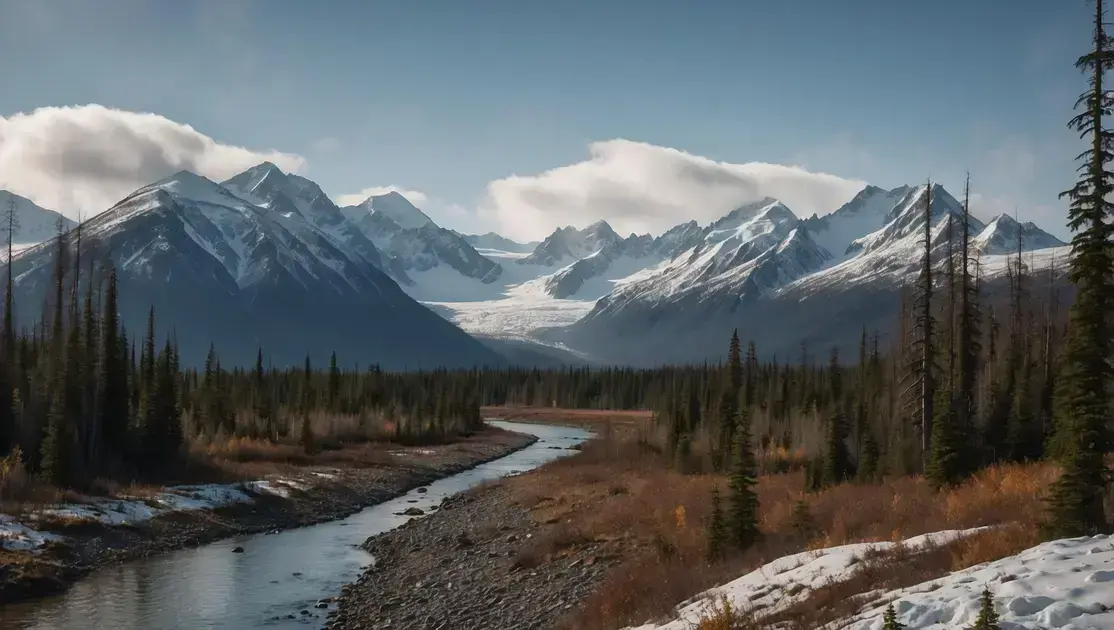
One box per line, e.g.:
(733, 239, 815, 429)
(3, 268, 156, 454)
(1, 421, 590, 630)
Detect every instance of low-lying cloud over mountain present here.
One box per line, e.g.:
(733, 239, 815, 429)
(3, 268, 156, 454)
(0, 105, 306, 217)
(476, 139, 869, 242)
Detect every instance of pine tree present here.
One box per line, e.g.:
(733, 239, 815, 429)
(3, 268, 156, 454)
(857, 431, 880, 482)
(966, 587, 1000, 630)
(728, 329, 742, 393)
(727, 408, 760, 550)
(1046, 0, 1114, 538)
(706, 483, 727, 561)
(823, 348, 851, 485)
(97, 268, 128, 468)
(901, 181, 936, 473)
(791, 497, 816, 540)
(955, 174, 981, 471)
(328, 351, 340, 411)
(301, 355, 314, 454)
(882, 603, 905, 630)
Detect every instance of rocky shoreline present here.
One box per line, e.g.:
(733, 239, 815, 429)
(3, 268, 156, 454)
(328, 484, 617, 630)
(0, 428, 536, 605)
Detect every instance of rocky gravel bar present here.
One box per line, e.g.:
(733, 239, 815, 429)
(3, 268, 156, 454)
(328, 484, 616, 630)
(0, 428, 535, 604)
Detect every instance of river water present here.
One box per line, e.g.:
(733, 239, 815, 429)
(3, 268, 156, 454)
(0, 421, 591, 630)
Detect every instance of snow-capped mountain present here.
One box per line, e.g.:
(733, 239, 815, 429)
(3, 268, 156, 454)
(800, 184, 912, 261)
(518, 221, 625, 267)
(340, 193, 503, 292)
(973, 213, 1065, 254)
(583, 199, 831, 321)
(460, 232, 538, 254)
(551, 183, 1068, 365)
(0, 190, 77, 253)
(6, 167, 503, 370)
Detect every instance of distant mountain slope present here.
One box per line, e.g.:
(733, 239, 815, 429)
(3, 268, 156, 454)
(556, 183, 1068, 365)
(0, 190, 77, 251)
(6, 167, 503, 370)
(339, 193, 503, 296)
(461, 232, 539, 254)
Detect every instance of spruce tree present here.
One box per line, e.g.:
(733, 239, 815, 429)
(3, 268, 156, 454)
(97, 268, 128, 468)
(823, 347, 851, 485)
(1046, 0, 1114, 538)
(882, 603, 905, 630)
(727, 408, 760, 550)
(966, 587, 1000, 630)
(328, 350, 340, 411)
(706, 483, 727, 561)
(302, 355, 314, 454)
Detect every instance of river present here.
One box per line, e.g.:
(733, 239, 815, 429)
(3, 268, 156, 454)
(0, 421, 591, 630)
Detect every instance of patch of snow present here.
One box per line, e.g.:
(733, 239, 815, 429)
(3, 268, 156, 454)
(625, 528, 989, 630)
(1, 477, 321, 549)
(844, 534, 1114, 629)
(0, 514, 61, 552)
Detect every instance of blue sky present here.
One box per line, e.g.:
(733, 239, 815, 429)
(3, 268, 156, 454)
(0, 0, 1091, 240)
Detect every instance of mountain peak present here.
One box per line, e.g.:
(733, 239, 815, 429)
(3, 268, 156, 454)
(361, 191, 434, 230)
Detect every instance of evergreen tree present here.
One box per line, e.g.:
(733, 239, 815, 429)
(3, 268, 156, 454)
(882, 603, 905, 630)
(966, 587, 1000, 630)
(1046, 0, 1114, 538)
(823, 347, 851, 485)
(727, 408, 760, 550)
(97, 268, 128, 468)
(328, 351, 340, 411)
(706, 483, 727, 561)
(302, 355, 314, 454)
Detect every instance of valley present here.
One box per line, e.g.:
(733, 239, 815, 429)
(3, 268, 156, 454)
(1, 2, 1111, 628)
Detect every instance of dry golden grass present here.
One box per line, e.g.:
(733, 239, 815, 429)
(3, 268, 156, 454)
(482, 406, 652, 435)
(506, 429, 1057, 630)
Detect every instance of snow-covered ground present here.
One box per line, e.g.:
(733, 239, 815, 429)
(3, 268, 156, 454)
(0, 477, 319, 553)
(626, 529, 1114, 630)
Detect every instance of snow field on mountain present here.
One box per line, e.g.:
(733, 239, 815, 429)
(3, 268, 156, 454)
(626, 530, 1114, 630)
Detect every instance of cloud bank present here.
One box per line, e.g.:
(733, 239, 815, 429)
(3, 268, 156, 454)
(0, 104, 305, 217)
(478, 139, 868, 242)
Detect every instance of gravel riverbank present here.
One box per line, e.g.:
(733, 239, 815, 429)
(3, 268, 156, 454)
(328, 484, 617, 630)
(0, 428, 535, 605)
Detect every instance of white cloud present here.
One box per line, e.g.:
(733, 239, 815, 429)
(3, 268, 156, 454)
(334, 186, 429, 208)
(0, 104, 305, 218)
(477, 139, 867, 242)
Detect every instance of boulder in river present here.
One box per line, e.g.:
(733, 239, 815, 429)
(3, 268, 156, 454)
(402, 507, 425, 516)
(417, 487, 428, 493)
(231, 547, 244, 553)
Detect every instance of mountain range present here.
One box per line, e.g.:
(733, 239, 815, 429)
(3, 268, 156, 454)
(2, 169, 1068, 368)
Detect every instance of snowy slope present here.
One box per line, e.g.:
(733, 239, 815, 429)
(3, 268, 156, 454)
(625, 528, 990, 630)
(973, 214, 1066, 255)
(363, 191, 434, 229)
(559, 182, 1068, 365)
(7, 165, 503, 369)
(519, 220, 624, 266)
(801, 185, 912, 262)
(338, 193, 503, 291)
(0, 190, 77, 249)
(626, 531, 1114, 630)
(844, 534, 1114, 629)
(586, 199, 830, 315)
(461, 232, 539, 254)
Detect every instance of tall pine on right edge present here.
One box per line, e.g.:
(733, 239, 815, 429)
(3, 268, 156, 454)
(1046, 0, 1114, 537)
